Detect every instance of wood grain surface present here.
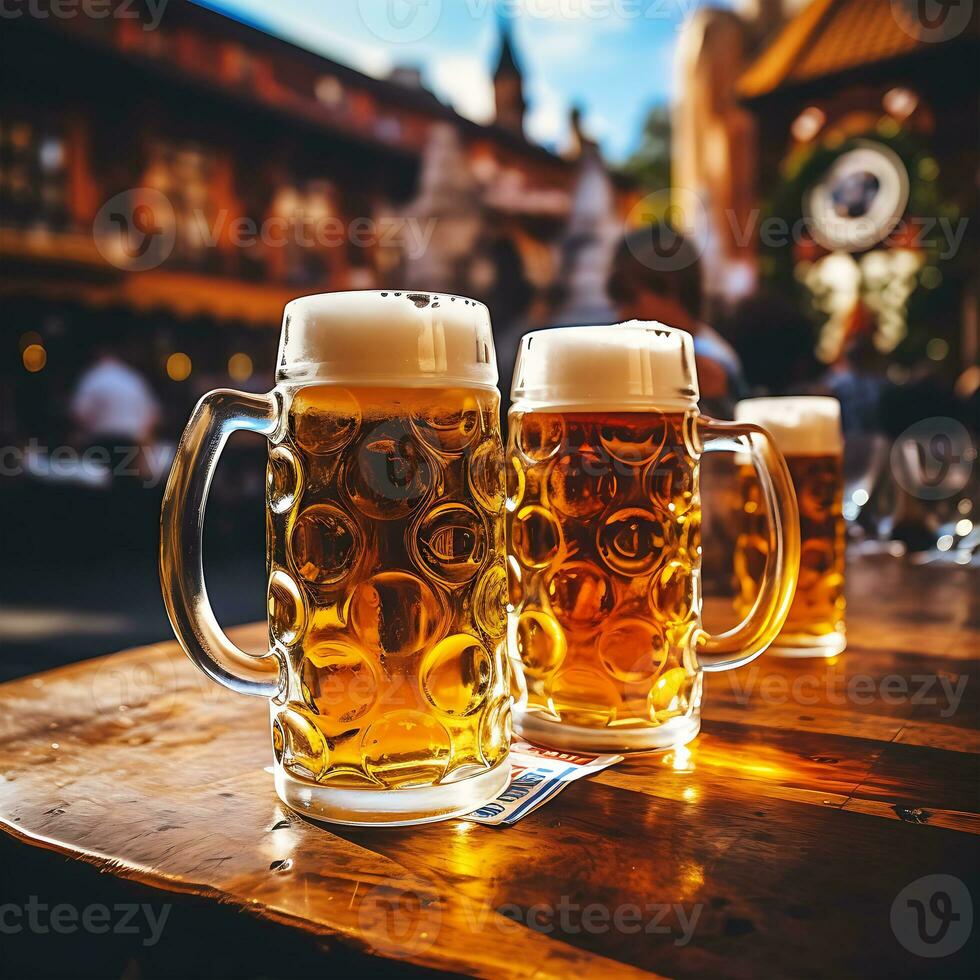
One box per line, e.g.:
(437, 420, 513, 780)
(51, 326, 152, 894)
(1, 557, 977, 978)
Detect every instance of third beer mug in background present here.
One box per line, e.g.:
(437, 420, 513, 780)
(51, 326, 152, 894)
(506, 323, 801, 752)
(161, 291, 511, 825)
(734, 397, 846, 658)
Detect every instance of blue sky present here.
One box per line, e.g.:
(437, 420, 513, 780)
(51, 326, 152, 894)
(194, 0, 735, 162)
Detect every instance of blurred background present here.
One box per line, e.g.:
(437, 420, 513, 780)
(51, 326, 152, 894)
(2, 0, 977, 681)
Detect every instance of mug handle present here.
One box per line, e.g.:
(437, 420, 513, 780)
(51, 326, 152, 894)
(694, 417, 800, 672)
(160, 389, 283, 698)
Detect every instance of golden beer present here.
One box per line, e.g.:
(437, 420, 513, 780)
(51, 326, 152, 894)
(268, 384, 511, 789)
(161, 291, 512, 824)
(734, 398, 846, 657)
(508, 409, 701, 733)
(506, 325, 800, 753)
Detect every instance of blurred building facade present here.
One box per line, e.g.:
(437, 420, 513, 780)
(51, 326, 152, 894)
(1, 0, 638, 445)
(674, 0, 978, 375)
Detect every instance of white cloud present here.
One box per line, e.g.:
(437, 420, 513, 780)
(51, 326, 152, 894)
(525, 83, 567, 147)
(429, 54, 496, 123)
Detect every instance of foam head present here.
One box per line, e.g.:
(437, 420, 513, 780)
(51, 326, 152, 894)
(735, 397, 843, 455)
(511, 321, 699, 411)
(277, 291, 497, 388)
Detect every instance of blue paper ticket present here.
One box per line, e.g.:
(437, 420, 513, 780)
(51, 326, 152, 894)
(462, 740, 623, 826)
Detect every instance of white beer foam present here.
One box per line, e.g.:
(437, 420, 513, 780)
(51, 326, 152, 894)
(277, 290, 497, 388)
(511, 321, 699, 411)
(735, 397, 843, 455)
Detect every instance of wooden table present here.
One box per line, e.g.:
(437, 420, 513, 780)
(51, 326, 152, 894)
(1, 557, 978, 978)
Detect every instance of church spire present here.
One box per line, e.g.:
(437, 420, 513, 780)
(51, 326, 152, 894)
(493, 16, 526, 136)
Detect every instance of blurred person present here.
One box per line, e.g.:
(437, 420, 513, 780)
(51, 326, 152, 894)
(608, 224, 746, 417)
(823, 304, 887, 436)
(70, 342, 161, 484)
(726, 289, 822, 395)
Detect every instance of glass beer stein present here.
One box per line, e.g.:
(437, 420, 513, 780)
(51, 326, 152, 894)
(506, 323, 801, 752)
(734, 397, 846, 657)
(161, 291, 512, 825)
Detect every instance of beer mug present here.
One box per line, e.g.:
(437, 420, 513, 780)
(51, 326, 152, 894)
(734, 397, 846, 657)
(506, 323, 800, 752)
(161, 291, 512, 825)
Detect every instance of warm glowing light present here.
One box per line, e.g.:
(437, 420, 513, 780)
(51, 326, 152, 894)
(958, 499, 973, 515)
(666, 743, 694, 772)
(926, 338, 949, 361)
(883, 87, 918, 121)
(228, 352, 254, 382)
(23, 344, 47, 372)
(955, 519, 973, 537)
(166, 352, 192, 381)
(791, 106, 826, 143)
(682, 786, 699, 803)
(937, 534, 954, 552)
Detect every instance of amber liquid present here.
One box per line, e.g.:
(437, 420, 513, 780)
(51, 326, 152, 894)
(735, 454, 846, 646)
(507, 410, 701, 730)
(266, 385, 510, 789)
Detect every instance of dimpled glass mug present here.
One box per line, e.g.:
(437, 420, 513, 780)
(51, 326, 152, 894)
(506, 322, 801, 752)
(161, 291, 513, 826)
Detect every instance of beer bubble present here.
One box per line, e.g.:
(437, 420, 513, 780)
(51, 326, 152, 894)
(349, 571, 443, 657)
(276, 705, 329, 781)
(597, 507, 672, 577)
(290, 504, 361, 587)
(267, 445, 302, 514)
(510, 504, 563, 569)
(291, 385, 361, 455)
(598, 619, 668, 683)
(268, 569, 306, 647)
(473, 562, 508, 642)
(414, 502, 488, 586)
(645, 450, 697, 515)
(546, 450, 616, 519)
(550, 667, 620, 727)
(650, 561, 694, 623)
(599, 418, 668, 466)
(420, 634, 493, 717)
(516, 611, 566, 675)
(301, 642, 379, 729)
(411, 396, 482, 455)
(346, 419, 433, 520)
(547, 561, 615, 630)
(362, 711, 452, 788)
(468, 437, 506, 513)
(517, 413, 564, 462)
